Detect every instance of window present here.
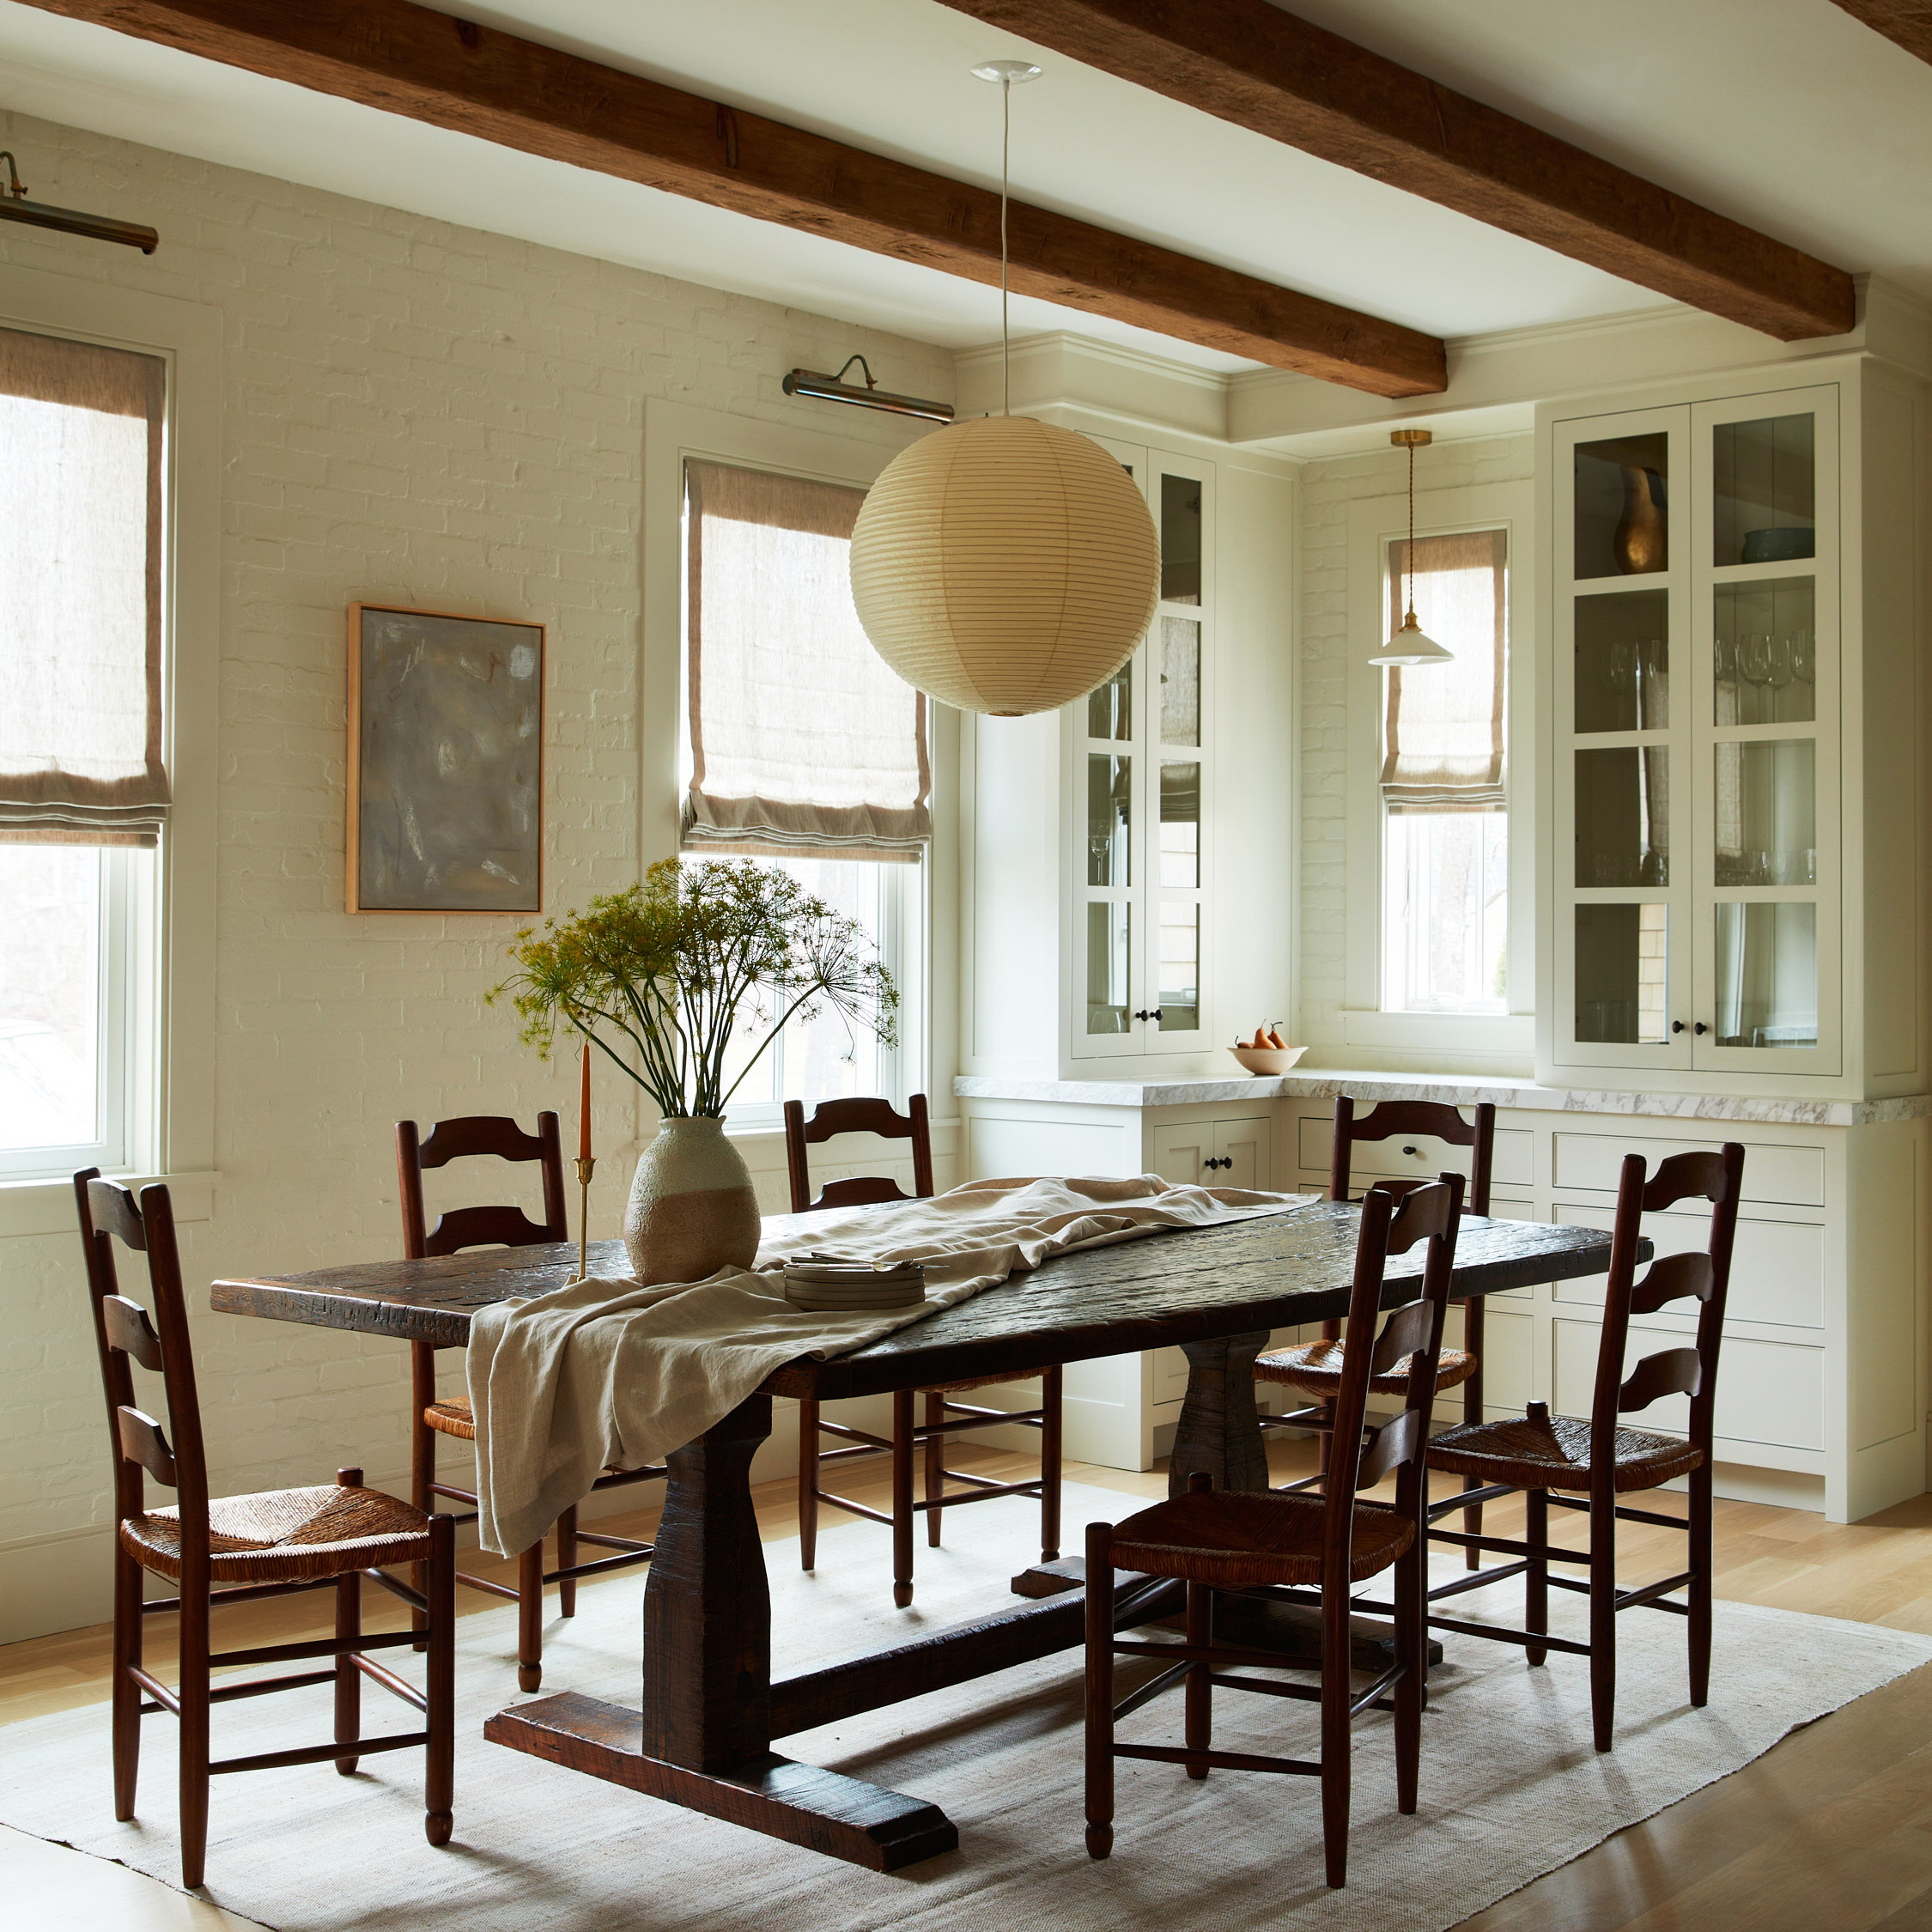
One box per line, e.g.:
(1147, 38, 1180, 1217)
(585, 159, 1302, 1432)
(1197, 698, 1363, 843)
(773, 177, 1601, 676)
(680, 459, 927, 1115)
(0, 326, 168, 1179)
(1379, 529, 1509, 1016)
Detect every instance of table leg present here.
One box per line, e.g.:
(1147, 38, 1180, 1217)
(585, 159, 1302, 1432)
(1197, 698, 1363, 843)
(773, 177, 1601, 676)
(486, 1394, 958, 1871)
(1169, 1329, 1273, 1496)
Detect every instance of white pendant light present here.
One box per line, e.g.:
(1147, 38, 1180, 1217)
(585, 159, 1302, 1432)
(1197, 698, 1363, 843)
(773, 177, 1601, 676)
(1369, 428, 1455, 667)
(848, 60, 1160, 717)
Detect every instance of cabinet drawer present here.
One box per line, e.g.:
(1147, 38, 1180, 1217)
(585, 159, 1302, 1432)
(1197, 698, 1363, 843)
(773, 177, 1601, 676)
(1552, 1204, 1825, 1329)
(1552, 1132, 1825, 1207)
(1297, 1118, 1533, 1188)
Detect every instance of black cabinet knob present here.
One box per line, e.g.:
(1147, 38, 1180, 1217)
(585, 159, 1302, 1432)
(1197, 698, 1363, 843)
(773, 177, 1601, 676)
(1672, 1020, 1686, 1034)
(1133, 1008, 1166, 1022)
(1401, 1145, 1420, 1156)
(1694, 1021, 1709, 1035)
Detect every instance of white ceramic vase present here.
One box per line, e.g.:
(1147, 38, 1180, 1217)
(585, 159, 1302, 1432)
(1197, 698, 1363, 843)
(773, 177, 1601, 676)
(623, 1115, 762, 1286)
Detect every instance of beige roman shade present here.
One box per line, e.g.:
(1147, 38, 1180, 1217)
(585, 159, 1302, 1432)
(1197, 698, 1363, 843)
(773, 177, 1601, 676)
(0, 326, 170, 845)
(1382, 528, 1508, 812)
(683, 459, 930, 863)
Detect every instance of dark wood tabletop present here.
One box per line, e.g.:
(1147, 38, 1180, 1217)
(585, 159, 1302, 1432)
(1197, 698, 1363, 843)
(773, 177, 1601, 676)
(209, 1200, 1625, 1400)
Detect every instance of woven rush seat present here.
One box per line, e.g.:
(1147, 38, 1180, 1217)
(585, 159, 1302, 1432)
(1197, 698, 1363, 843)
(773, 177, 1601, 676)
(1255, 1339, 1476, 1399)
(119, 1484, 434, 1585)
(1109, 1488, 1415, 1589)
(1427, 1410, 1704, 1493)
(424, 1395, 477, 1440)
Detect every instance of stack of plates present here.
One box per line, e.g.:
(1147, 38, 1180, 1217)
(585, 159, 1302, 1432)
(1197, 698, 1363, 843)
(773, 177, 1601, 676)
(782, 1255, 928, 1313)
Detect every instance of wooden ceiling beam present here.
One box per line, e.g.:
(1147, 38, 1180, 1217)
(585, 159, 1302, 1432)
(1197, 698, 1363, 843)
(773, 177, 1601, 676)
(15, 0, 1448, 397)
(1830, 2, 1932, 66)
(936, 0, 1856, 342)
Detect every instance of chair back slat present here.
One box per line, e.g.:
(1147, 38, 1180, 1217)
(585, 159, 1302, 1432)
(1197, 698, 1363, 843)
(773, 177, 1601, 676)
(103, 1293, 165, 1370)
(784, 1094, 934, 1214)
(75, 1169, 211, 1564)
(1368, 1296, 1434, 1376)
(118, 1406, 179, 1487)
(1356, 1407, 1424, 1490)
(1628, 1251, 1715, 1317)
(1591, 1142, 1744, 1484)
(1619, 1347, 1703, 1414)
(397, 1112, 568, 1259)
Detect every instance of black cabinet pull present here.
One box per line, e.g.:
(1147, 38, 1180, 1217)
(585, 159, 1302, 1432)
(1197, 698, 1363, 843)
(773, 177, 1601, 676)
(1133, 1008, 1165, 1022)
(1203, 1155, 1232, 1171)
(1401, 1145, 1420, 1157)
(1694, 1021, 1709, 1036)
(1671, 1020, 1686, 1034)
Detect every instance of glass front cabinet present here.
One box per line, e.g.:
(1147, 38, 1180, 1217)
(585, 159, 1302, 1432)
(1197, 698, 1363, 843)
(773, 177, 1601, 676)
(1070, 447, 1213, 1060)
(1552, 384, 1842, 1078)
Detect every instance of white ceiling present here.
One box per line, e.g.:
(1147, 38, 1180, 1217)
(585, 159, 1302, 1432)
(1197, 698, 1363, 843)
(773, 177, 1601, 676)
(0, 0, 1923, 380)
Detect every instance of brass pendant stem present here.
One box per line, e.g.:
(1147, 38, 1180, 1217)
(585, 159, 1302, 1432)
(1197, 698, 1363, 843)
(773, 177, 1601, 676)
(574, 1155, 597, 1283)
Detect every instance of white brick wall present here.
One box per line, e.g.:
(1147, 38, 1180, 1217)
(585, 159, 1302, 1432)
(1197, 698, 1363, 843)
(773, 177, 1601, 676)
(0, 111, 956, 1638)
(1297, 434, 1535, 1054)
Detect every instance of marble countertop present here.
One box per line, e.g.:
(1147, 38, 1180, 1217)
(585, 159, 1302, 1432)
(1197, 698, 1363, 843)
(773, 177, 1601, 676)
(952, 1070, 1932, 1127)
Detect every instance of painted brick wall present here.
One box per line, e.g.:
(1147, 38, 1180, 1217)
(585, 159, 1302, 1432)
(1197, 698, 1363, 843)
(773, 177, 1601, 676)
(0, 110, 957, 1639)
(1297, 434, 1535, 1057)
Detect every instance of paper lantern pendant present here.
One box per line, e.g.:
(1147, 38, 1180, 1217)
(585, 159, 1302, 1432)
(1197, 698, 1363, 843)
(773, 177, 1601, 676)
(849, 414, 1160, 716)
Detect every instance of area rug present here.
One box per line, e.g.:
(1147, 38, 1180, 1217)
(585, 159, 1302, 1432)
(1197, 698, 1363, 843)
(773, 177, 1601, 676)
(4, 1482, 1929, 1932)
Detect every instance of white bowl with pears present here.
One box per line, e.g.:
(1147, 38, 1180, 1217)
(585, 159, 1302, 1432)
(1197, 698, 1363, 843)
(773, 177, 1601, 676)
(1229, 1027, 1307, 1076)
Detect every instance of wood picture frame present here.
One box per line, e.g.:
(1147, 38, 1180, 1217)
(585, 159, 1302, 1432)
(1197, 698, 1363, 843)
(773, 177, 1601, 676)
(346, 602, 544, 914)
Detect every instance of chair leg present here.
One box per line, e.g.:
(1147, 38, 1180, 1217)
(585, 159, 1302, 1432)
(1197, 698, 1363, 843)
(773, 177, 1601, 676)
(1461, 1299, 1485, 1569)
(177, 1578, 210, 1891)
(924, 1390, 945, 1548)
(1394, 1531, 1422, 1815)
(1589, 1485, 1617, 1753)
(1525, 1487, 1549, 1668)
(1688, 1460, 1713, 1707)
(410, 1341, 435, 1650)
(517, 1539, 544, 1693)
(1084, 1520, 1115, 1860)
(424, 1514, 455, 1846)
(798, 1395, 819, 1572)
(1320, 1556, 1352, 1889)
(1040, 1365, 1064, 1562)
(111, 1546, 142, 1820)
(1184, 1578, 1212, 1780)
(891, 1388, 915, 1607)
(557, 1504, 579, 1618)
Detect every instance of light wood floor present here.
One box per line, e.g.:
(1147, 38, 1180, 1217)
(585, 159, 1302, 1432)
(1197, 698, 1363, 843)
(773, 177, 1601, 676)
(6, 1443, 1932, 1931)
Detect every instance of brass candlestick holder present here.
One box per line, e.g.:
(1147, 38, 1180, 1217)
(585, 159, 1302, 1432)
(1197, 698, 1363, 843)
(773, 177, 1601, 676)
(574, 1155, 596, 1282)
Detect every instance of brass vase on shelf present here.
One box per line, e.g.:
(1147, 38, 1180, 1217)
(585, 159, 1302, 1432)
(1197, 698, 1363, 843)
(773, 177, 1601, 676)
(1613, 465, 1667, 574)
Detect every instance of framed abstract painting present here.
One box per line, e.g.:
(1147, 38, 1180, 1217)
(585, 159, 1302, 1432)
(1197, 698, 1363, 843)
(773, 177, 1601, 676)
(346, 603, 544, 914)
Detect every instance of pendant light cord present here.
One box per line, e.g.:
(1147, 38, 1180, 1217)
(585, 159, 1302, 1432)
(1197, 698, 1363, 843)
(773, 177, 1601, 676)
(999, 74, 1012, 417)
(1405, 440, 1418, 624)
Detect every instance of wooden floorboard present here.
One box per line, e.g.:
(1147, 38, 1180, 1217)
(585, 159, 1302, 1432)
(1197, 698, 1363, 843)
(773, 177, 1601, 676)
(6, 1443, 1932, 1927)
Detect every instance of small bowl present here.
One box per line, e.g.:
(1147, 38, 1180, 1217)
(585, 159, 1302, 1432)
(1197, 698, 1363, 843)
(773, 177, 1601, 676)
(1229, 1044, 1307, 1076)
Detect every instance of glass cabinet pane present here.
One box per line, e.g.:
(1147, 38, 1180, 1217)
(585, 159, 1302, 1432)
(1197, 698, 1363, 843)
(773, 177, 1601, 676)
(1086, 659, 1132, 740)
(1086, 755, 1131, 886)
(1715, 578, 1815, 726)
(1713, 738, 1815, 885)
(1575, 746, 1669, 886)
(1713, 414, 1814, 568)
(1160, 474, 1202, 605)
(1574, 590, 1668, 732)
(1160, 617, 1200, 745)
(1085, 902, 1132, 1035)
(1158, 762, 1200, 888)
(1574, 431, 1668, 580)
(1714, 902, 1817, 1048)
(1157, 905, 1199, 1030)
(1575, 903, 1670, 1043)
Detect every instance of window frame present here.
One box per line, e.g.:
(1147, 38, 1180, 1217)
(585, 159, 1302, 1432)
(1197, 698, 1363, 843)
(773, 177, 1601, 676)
(1342, 476, 1535, 1066)
(0, 270, 218, 1225)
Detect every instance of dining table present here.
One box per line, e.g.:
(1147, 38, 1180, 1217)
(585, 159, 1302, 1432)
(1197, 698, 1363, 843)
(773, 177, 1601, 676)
(210, 1199, 1626, 1872)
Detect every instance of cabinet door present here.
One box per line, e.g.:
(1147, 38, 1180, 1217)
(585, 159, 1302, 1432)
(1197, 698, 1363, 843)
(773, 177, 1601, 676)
(1150, 1120, 1215, 1185)
(1687, 386, 1841, 1077)
(1213, 1116, 1272, 1190)
(1552, 404, 1695, 1071)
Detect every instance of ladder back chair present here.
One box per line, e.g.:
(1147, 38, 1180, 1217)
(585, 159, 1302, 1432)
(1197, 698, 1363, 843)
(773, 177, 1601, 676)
(785, 1093, 1063, 1607)
(1422, 1143, 1744, 1752)
(398, 1113, 662, 1690)
(1085, 1175, 1464, 1888)
(1257, 1097, 1494, 1557)
(76, 1169, 455, 1890)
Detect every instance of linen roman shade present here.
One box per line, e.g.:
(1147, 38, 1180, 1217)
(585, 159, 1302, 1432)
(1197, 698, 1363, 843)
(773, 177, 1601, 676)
(1382, 528, 1508, 812)
(0, 326, 169, 845)
(683, 460, 930, 863)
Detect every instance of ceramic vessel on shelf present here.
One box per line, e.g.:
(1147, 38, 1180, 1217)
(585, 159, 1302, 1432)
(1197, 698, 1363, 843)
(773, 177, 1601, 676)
(1741, 526, 1814, 564)
(1613, 465, 1668, 574)
(623, 1115, 761, 1285)
(1228, 1044, 1307, 1075)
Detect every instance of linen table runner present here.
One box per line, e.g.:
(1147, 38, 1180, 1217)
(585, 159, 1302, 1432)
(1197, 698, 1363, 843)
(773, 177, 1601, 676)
(467, 1173, 1311, 1557)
